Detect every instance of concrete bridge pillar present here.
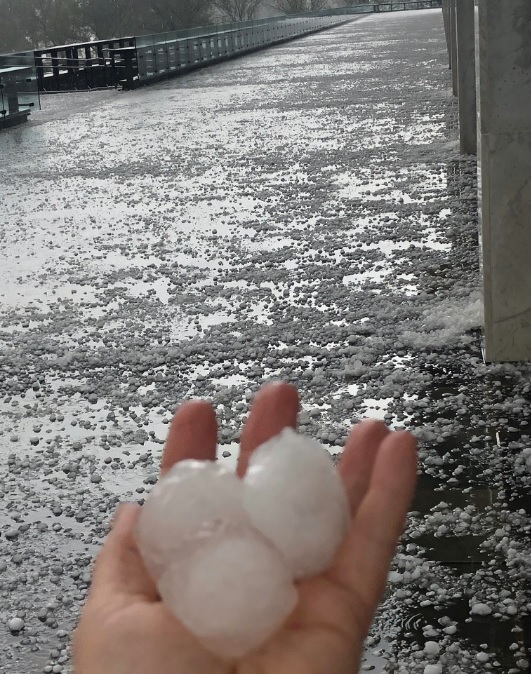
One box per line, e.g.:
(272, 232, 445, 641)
(477, 0, 531, 361)
(456, 0, 476, 154)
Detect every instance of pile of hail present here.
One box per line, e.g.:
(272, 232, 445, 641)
(135, 428, 351, 657)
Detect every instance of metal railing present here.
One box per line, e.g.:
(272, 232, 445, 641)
(131, 14, 350, 89)
(34, 37, 136, 92)
(28, 1, 441, 93)
(322, 1, 441, 13)
(0, 51, 40, 129)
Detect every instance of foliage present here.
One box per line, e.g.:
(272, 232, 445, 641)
(80, 0, 141, 39)
(0, 0, 350, 51)
(28, 0, 90, 45)
(308, 0, 328, 9)
(268, 0, 330, 14)
(213, 0, 262, 22)
(267, 0, 305, 14)
(0, 0, 217, 49)
(1, 0, 89, 49)
(0, 0, 34, 51)
(144, 0, 214, 32)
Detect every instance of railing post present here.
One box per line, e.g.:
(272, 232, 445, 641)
(65, 46, 75, 89)
(51, 49, 60, 91)
(123, 49, 135, 89)
(96, 44, 104, 87)
(152, 43, 158, 74)
(35, 52, 44, 92)
(187, 38, 195, 66)
(6, 80, 20, 115)
(110, 48, 119, 85)
(176, 41, 183, 68)
(83, 45, 91, 89)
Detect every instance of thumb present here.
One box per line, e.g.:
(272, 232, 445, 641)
(89, 503, 159, 607)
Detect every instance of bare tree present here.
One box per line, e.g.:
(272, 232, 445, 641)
(145, 0, 213, 31)
(268, 0, 306, 14)
(24, 0, 89, 46)
(213, 0, 262, 22)
(334, 0, 371, 5)
(309, 0, 328, 9)
(81, 0, 138, 38)
(0, 0, 34, 51)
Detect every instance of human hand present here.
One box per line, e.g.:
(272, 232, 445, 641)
(73, 381, 417, 674)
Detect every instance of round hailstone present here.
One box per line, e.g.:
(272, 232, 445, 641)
(135, 460, 246, 580)
(423, 666, 443, 674)
(242, 428, 350, 579)
(8, 617, 24, 632)
(470, 602, 492, 616)
(157, 521, 297, 658)
(424, 641, 440, 655)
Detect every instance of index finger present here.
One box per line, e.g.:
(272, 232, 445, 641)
(160, 400, 218, 476)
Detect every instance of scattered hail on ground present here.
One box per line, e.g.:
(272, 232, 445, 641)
(1, 8, 530, 674)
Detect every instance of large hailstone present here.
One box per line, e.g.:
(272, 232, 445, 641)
(135, 460, 246, 580)
(242, 428, 350, 579)
(157, 520, 297, 658)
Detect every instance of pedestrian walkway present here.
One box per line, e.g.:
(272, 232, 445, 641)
(0, 9, 529, 674)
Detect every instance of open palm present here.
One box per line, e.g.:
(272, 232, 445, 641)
(73, 382, 417, 674)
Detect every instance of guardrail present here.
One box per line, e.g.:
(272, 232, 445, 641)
(130, 14, 349, 89)
(28, 1, 441, 93)
(0, 51, 40, 129)
(325, 1, 440, 13)
(34, 37, 136, 92)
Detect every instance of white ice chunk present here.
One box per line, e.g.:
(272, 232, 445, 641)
(157, 521, 298, 658)
(135, 460, 246, 580)
(424, 641, 440, 655)
(470, 602, 492, 616)
(423, 666, 443, 674)
(135, 431, 350, 657)
(242, 428, 350, 579)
